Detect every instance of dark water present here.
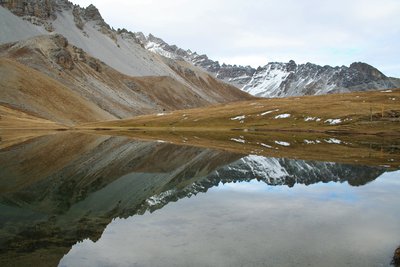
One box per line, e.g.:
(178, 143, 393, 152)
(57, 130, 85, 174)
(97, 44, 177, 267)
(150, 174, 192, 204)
(0, 133, 399, 267)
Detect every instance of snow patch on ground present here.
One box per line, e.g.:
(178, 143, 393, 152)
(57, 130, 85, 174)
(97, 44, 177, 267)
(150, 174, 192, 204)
(231, 115, 246, 121)
(303, 140, 321, 144)
(304, 117, 321, 122)
(231, 138, 246, 144)
(260, 109, 279, 116)
(274, 114, 291, 119)
(325, 138, 342, 144)
(275, 141, 290, 146)
(381, 90, 392, 93)
(260, 143, 273, 149)
(325, 119, 342, 125)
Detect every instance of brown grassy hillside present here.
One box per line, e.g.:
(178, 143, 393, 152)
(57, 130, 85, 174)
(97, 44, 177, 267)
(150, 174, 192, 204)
(0, 58, 115, 125)
(0, 34, 254, 124)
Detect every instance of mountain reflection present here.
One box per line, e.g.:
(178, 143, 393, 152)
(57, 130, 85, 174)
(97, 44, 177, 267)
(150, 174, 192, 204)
(0, 133, 391, 266)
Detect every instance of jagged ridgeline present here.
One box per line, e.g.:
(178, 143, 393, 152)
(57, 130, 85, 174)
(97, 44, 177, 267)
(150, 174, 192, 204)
(0, 134, 386, 266)
(137, 34, 400, 97)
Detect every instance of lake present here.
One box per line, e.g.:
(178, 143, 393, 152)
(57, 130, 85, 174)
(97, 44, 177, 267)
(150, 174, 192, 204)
(0, 132, 399, 267)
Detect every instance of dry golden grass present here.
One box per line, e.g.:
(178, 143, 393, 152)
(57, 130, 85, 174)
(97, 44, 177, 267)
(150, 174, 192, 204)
(80, 88, 400, 136)
(0, 104, 68, 149)
(0, 104, 66, 129)
(0, 58, 114, 125)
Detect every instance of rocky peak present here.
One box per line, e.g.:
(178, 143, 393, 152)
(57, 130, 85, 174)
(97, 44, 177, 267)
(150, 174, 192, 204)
(0, 0, 68, 31)
(147, 33, 166, 45)
(1, 0, 111, 32)
(349, 62, 386, 79)
(50, 33, 68, 47)
(82, 3, 110, 29)
(1, 0, 54, 19)
(134, 32, 147, 45)
(286, 60, 297, 72)
(0, 0, 74, 19)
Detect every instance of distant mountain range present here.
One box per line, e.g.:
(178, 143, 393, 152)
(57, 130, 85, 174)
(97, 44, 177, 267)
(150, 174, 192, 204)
(136, 33, 400, 97)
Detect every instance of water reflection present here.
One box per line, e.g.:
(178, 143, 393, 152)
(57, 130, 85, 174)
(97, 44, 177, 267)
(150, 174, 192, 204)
(61, 171, 400, 267)
(0, 132, 398, 267)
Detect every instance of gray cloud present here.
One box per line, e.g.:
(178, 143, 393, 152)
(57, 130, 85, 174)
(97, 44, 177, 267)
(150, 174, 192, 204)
(73, 0, 400, 77)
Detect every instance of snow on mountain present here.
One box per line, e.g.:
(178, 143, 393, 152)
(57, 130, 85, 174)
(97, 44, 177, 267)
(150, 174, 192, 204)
(242, 61, 400, 97)
(136, 33, 400, 98)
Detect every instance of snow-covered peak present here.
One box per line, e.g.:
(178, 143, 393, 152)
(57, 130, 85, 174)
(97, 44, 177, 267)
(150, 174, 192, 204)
(242, 62, 294, 97)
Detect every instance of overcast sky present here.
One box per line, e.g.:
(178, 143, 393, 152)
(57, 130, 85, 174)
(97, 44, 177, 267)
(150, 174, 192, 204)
(73, 0, 400, 77)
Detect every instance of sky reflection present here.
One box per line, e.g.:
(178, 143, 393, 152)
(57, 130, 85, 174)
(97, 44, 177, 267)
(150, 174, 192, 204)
(60, 171, 400, 267)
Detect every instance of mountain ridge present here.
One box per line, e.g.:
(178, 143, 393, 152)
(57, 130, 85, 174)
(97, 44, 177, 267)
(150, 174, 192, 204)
(135, 32, 400, 97)
(2, 0, 398, 101)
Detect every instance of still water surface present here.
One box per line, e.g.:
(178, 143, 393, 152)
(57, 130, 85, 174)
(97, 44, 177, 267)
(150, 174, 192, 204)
(0, 133, 398, 267)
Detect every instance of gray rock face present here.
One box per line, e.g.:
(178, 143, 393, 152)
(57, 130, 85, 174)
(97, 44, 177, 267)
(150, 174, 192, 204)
(0, 0, 65, 31)
(137, 33, 400, 97)
(1, 0, 112, 34)
(0, 0, 57, 19)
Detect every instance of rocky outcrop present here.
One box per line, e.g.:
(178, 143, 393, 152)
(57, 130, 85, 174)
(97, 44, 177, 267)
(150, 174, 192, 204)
(0, 0, 56, 19)
(48, 34, 73, 69)
(1, 0, 115, 38)
(0, 0, 71, 31)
